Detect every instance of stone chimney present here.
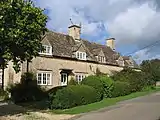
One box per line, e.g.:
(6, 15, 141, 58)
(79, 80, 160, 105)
(106, 38, 115, 50)
(68, 24, 81, 40)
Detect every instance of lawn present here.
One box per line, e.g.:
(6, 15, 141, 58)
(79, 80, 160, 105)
(52, 87, 160, 114)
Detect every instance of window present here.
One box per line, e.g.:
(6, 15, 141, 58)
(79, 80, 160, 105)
(98, 56, 106, 63)
(118, 60, 124, 66)
(75, 74, 86, 84)
(76, 51, 86, 60)
(39, 45, 52, 55)
(37, 72, 52, 85)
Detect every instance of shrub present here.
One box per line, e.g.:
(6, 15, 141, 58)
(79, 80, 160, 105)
(0, 89, 9, 100)
(7, 72, 47, 103)
(100, 75, 114, 98)
(81, 75, 104, 100)
(47, 86, 66, 108)
(112, 68, 147, 92)
(50, 85, 99, 109)
(111, 81, 130, 98)
(68, 77, 78, 85)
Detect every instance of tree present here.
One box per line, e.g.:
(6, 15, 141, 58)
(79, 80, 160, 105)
(141, 59, 160, 82)
(0, 0, 47, 89)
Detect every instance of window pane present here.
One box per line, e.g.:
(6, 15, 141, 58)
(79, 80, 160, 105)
(43, 73, 47, 84)
(43, 46, 47, 53)
(46, 46, 50, 53)
(78, 75, 81, 81)
(61, 74, 63, 82)
(82, 75, 84, 80)
(77, 52, 79, 58)
(64, 74, 66, 82)
(80, 53, 82, 59)
(47, 73, 51, 85)
(76, 75, 78, 81)
(37, 73, 42, 85)
(83, 53, 85, 59)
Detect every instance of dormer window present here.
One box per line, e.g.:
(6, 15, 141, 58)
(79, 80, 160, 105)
(39, 45, 52, 55)
(118, 60, 125, 66)
(76, 51, 86, 60)
(98, 56, 106, 63)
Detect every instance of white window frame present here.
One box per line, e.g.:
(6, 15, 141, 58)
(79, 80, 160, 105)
(75, 74, 86, 84)
(39, 45, 52, 55)
(37, 72, 52, 85)
(98, 56, 106, 63)
(61, 73, 68, 86)
(118, 60, 124, 66)
(76, 51, 86, 60)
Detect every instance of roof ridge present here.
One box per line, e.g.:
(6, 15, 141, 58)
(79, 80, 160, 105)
(48, 30, 69, 37)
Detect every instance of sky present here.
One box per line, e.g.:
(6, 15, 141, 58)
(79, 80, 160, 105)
(33, 0, 160, 64)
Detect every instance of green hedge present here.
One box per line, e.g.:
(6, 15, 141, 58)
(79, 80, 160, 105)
(111, 81, 131, 97)
(100, 75, 114, 98)
(81, 75, 104, 100)
(50, 85, 99, 109)
(112, 68, 149, 92)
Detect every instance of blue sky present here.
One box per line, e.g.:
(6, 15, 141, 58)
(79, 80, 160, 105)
(33, 0, 160, 63)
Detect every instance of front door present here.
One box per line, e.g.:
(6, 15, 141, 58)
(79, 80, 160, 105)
(61, 73, 68, 86)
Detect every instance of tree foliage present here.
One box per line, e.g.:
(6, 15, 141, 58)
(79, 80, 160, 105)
(0, 0, 47, 72)
(141, 59, 160, 82)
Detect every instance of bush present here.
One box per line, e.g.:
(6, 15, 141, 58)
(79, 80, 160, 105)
(47, 86, 66, 107)
(81, 75, 104, 100)
(100, 75, 114, 98)
(112, 68, 147, 92)
(0, 89, 9, 100)
(50, 85, 99, 109)
(68, 77, 78, 85)
(7, 72, 47, 103)
(111, 81, 130, 98)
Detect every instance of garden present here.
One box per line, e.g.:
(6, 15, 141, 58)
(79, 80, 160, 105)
(0, 63, 159, 114)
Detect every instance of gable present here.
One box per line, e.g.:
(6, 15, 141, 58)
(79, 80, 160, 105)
(118, 56, 124, 61)
(99, 49, 105, 57)
(41, 37, 51, 46)
(76, 44, 86, 52)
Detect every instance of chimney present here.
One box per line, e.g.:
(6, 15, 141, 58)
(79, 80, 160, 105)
(68, 24, 81, 41)
(106, 38, 115, 50)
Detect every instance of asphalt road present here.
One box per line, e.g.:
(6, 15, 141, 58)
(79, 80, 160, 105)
(75, 92, 160, 120)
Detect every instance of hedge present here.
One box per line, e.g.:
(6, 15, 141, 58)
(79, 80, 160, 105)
(81, 75, 104, 100)
(50, 85, 99, 109)
(99, 75, 114, 98)
(112, 68, 151, 92)
(111, 81, 131, 98)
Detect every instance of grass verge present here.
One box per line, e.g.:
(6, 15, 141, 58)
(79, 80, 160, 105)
(52, 87, 160, 114)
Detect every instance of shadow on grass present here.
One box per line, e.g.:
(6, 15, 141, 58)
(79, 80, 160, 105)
(17, 99, 49, 111)
(0, 99, 48, 117)
(0, 100, 27, 116)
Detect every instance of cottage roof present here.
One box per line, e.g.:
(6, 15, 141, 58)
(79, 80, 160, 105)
(43, 31, 136, 66)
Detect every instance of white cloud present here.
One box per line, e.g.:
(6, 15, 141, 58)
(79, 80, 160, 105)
(107, 3, 157, 45)
(33, 0, 160, 62)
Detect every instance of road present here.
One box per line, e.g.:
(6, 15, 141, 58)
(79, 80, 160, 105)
(74, 92, 160, 120)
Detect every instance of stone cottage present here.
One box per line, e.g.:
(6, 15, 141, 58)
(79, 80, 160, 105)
(1, 24, 137, 89)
